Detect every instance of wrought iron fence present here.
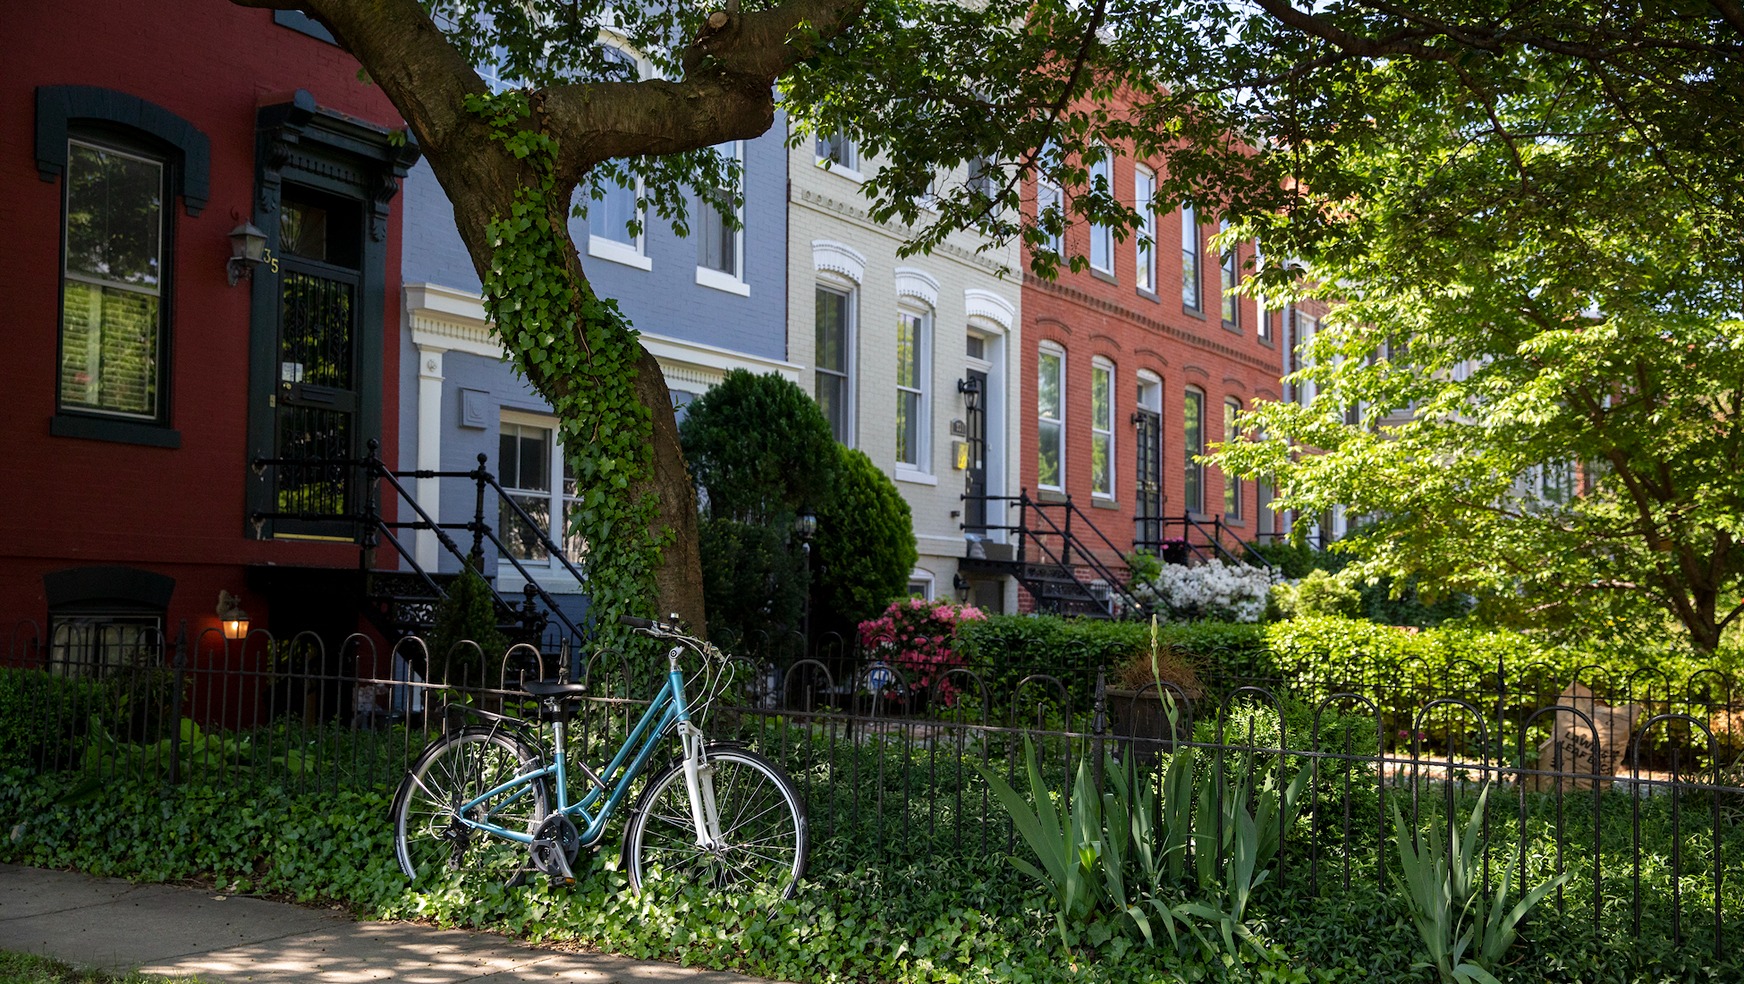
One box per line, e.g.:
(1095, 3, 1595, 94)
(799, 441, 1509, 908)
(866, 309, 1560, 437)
(3, 617, 1740, 950)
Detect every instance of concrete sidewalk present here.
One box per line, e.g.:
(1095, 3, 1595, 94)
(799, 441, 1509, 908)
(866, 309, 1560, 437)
(0, 864, 777, 983)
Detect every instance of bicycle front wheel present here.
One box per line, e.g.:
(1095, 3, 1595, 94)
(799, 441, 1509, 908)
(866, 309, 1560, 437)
(625, 745, 808, 900)
(392, 727, 548, 883)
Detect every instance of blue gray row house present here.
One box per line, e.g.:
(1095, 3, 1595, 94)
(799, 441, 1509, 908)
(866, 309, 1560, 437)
(395, 122, 796, 629)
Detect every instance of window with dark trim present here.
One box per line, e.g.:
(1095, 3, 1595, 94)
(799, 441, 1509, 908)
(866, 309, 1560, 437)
(59, 138, 167, 422)
(36, 86, 210, 448)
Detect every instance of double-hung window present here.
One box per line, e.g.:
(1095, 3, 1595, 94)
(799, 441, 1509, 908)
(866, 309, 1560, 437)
(1220, 220, 1239, 327)
(1223, 398, 1243, 519)
(585, 47, 647, 269)
(1089, 148, 1114, 275)
(1181, 204, 1201, 311)
(1134, 165, 1156, 293)
(1183, 388, 1206, 513)
(60, 139, 167, 422)
(498, 415, 583, 570)
(815, 286, 855, 444)
(896, 308, 930, 470)
(695, 141, 745, 294)
(1037, 345, 1066, 491)
(817, 129, 857, 172)
(1091, 359, 1115, 498)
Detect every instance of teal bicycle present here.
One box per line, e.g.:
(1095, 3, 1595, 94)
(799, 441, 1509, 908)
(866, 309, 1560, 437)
(391, 614, 808, 898)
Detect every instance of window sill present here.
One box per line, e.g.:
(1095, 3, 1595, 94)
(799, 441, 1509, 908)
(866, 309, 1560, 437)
(587, 237, 651, 271)
(1181, 306, 1207, 321)
(695, 267, 750, 296)
(815, 160, 865, 184)
(896, 466, 938, 486)
(1223, 517, 1247, 528)
(1091, 496, 1120, 510)
(1223, 320, 1242, 335)
(1257, 336, 1276, 348)
(495, 566, 586, 595)
(51, 413, 180, 449)
(1090, 268, 1117, 285)
(1037, 488, 1068, 504)
(1135, 286, 1159, 304)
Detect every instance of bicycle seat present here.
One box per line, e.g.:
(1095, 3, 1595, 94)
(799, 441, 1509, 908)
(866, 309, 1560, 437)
(524, 680, 589, 699)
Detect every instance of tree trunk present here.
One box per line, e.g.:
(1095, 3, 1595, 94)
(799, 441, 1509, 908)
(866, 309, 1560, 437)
(635, 344, 708, 632)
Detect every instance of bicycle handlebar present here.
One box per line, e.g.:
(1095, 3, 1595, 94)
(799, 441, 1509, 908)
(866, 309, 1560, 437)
(617, 615, 655, 630)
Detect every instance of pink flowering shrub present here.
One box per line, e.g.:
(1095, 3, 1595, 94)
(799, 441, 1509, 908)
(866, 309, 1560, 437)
(856, 597, 987, 699)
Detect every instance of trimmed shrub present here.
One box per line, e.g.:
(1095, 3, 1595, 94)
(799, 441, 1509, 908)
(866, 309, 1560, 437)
(698, 517, 809, 651)
(679, 370, 837, 523)
(815, 447, 916, 631)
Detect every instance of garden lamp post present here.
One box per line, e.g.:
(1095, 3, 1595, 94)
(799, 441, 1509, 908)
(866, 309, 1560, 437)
(794, 509, 818, 657)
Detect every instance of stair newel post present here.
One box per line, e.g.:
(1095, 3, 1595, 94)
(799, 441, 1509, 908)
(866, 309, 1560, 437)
(469, 452, 489, 570)
(1062, 495, 1074, 568)
(520, 581, 541, 650)
(1017, 491, 1028, 565)
(360, 439, 381, 571)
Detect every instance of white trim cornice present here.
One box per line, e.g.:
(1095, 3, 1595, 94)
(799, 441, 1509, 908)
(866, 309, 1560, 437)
(403, 282, 801, 390)
(893, 267, 941, 309)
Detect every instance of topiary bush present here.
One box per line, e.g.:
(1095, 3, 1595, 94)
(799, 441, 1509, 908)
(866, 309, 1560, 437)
(698, 518, 809, 652)
(814, 447, 916, 633)
(679, 371, 838, 647)
(679, 370, 837, 523)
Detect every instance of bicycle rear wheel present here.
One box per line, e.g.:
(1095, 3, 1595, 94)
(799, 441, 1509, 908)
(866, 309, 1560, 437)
(625, 745, 807, 900)
(392, 727, 548, 883)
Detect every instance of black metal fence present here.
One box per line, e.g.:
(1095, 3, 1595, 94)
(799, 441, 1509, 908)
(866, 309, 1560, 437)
(4, 617, 1740, 951)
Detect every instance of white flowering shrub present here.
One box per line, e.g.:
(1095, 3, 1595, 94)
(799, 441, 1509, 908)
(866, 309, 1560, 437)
(1133, 560, 1279, 623)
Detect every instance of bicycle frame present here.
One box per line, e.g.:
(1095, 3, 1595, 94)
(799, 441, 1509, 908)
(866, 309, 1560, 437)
(452, 644, 714, 850)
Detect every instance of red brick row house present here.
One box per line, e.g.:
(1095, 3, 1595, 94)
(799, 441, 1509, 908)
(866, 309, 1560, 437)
(1, 2, 416, 680)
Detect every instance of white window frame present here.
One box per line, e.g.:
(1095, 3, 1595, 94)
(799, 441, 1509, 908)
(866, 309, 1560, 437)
(1254, 241, 1274, 343)
(815, 128, 862, 180)
(1183, 386, 1206, 514)
(1220, 219, 1239, 327)
(584, 42, 652, 271)
(895, 305, 933, 477)
(1091, 357, 1115, 499)
(695, 140, 747, 295)
(1223, 397, 1243, 519)
(1134, 165, 1156, 293)
(1037, 343, 1067, 492)
(1089, 147, 1114, 275)
(907, 570, 936, 601)
(1036, 175, 1063, 257)
(1182, 204, 1201, 311)
(815, 280, 857, 447)
(1293, 312, 1319, 406)
(497, 410, 584, 583)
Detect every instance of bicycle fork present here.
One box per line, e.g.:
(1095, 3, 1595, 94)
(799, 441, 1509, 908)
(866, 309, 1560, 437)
(677, 721, 724, 851)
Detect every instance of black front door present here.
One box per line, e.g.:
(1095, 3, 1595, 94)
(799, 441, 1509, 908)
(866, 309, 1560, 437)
(268, 186, 364, 537)
(1135, 407, 1161, 548)
(964, 369, 988, 534)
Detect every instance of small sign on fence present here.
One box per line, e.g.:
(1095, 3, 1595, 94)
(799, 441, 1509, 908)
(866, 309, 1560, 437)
(1532, 682, 1643, 791)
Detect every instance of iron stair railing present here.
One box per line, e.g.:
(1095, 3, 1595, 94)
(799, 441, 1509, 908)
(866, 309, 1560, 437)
(1134, 513, 1277, 572)
(250, 440, 588, 644)
(962, 491, 1150, 618)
